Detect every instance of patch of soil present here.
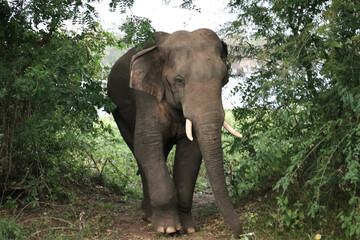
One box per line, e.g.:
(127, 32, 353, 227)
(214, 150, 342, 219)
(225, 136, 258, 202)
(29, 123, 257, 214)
(2, 186, 266, 239)
(106, 190, 234, 240)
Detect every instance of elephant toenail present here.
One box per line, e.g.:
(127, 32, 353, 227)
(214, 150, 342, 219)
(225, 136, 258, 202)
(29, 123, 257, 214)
(187, 227, 196, 234)
(176, 224, 182, 231)
(166, 226, 176, 234)
(157, 226, 165, 233)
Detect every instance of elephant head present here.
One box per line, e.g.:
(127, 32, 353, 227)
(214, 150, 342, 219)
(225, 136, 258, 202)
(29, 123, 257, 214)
(129, 29, 243, 236)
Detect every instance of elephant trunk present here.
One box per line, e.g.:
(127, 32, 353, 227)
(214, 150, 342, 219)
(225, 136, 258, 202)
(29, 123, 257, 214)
(193, 111, 243, 237)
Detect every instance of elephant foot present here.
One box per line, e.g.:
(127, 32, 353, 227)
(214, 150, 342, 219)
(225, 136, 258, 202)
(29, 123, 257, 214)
(179, 212, 199, 234)
(152, 209, 182, 234)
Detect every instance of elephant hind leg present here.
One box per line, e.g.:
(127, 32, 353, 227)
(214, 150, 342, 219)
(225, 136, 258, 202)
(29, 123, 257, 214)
(138, 165, 152, 222)
(112, 107, 135, 153)
(112, 108, 153, 219)
(173, 136, 202, 233)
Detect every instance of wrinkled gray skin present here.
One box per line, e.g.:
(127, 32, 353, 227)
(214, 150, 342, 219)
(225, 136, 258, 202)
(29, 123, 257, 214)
(107, 29, 243, 237)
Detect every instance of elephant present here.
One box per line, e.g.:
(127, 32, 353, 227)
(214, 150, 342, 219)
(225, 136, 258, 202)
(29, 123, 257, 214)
(107, 28, 243, 237)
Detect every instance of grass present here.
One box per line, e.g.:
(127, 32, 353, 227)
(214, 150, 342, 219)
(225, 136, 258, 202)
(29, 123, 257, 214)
(0, 183, 346, 240)
(0, 186, 135, 239)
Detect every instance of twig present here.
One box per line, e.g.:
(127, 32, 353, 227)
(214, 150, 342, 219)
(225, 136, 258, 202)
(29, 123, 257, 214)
(15, 201, 33, 220)
(39, 201, 76, 207)
(291, 136, 327, 177)
(23, 217, 76, 228)
(29, 227, 75, 238)
(78, 211, 85, 230)
(83, 149, 101, 174)
(100, 158, 109, 176)
(316, 132, 349, 203)
(107, 159, 131, 182)
(12, 162, 34, 190)
(281, 136, 327, 196)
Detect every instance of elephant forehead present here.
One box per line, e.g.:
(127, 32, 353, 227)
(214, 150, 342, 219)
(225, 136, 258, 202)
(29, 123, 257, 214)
(163, 31, 222, 51)
(166, 46, 219, 61)
(165, 49, 224, 73)
(169, 29, 220, 41)
(163, 47, 226, 80)
(191, 59, 226, 80)
(164, 43, 222, 65)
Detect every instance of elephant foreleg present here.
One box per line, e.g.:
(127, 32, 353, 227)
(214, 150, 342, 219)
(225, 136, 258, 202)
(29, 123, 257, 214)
(140, 141, 175, 223)
(173, 136, 202, 233)
(134, 128, 181, 234)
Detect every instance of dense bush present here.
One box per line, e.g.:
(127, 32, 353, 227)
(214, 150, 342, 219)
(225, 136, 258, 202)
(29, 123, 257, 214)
(0, 0, 152, 206)
(0, 218, 27, 240)
(1, 0, 109, 203)
(224, 0, 360, 237)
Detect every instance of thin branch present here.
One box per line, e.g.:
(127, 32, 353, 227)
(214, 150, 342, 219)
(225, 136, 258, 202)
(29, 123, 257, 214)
(100, 158, 109, 176)
(281, 135, 327, 196)
(316, 132, 350, 202)
(83, 148, 100, 174)
(29, 227, 75, 238)
(39, 201, 77, 207)
(15, 201, 33, 220)
(23, 217, 75, 228)
(107, 159, 131, 182)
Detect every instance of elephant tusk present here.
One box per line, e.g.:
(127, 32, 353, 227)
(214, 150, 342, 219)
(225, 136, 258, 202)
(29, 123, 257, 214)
(223, 121, 243, 138)
(185, 119, 194, 141)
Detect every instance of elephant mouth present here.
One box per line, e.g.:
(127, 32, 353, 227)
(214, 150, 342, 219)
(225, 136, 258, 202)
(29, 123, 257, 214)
(185, 118, 242, 141)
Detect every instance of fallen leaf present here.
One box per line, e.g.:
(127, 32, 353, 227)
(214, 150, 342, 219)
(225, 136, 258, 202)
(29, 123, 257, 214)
(315, 233, 321, 240)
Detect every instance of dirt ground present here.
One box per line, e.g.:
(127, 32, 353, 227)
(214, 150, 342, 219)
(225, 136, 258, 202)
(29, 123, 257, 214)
(4, 186, 260, 240)
(109, 192, 235, 240)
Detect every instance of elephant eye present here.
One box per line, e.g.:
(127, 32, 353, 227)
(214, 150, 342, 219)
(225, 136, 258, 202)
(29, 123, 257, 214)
(175, 76, 184, 84)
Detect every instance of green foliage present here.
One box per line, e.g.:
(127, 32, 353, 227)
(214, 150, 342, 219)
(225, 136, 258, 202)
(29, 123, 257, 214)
(223, 110, 291, 198)
(275, 196, 305, 229)
(338, 196, 360, 237)
(0, 0, 151, 207)
(0, 218, 27, 240)
(179, 0, 201, 12)
(109, 0, 134, 13)
(79, 118, 140, 195)
(0, 0, 113, 202)
(163, 0, 200, 11)
(120, 16, 155, 47)
(225, 0, 360, 237)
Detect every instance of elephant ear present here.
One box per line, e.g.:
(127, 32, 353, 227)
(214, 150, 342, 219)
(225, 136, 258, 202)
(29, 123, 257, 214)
(221, 41, 230, 86)
(130, 46, 164, 102)
(221, 40, 228, 60)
